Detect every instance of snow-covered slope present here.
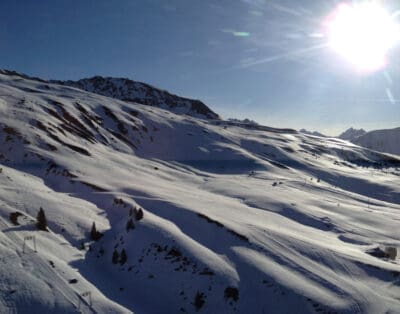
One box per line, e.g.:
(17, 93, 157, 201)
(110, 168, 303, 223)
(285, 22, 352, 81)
(338, 128, 366, 141)
(53, 76, 219, 120)
(353, 127, 400, 156)
(0, 71, 400, 313)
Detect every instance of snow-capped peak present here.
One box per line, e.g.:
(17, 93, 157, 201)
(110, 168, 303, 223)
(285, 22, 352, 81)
(338, 127, 366, 141)
(53, 76, 220, 120)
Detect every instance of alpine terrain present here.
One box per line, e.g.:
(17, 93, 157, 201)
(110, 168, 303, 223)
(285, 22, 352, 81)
(0, 70, 399, 314)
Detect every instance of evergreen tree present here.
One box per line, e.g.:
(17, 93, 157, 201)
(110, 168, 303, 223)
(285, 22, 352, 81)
(90, 222, 103, 241)
(90, 222, 97, 240)
(126, 218, 135, 232)
(120, 249, 127, 265)
(36, 207, 48, 231)
(112, 250, 119, 264)
(135, 208, 144, 221)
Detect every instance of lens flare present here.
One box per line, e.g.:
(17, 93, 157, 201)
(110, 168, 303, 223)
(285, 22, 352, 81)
(326, 2, 400, 72)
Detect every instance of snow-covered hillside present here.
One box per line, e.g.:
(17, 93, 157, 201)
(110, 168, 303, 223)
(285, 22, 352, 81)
(0, 71, 400, 314)
(53, 76, 219, 120)
(353, 128, 400, 156)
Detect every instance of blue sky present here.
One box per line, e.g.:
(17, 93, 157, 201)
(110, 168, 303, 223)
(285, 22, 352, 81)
(1, 0, 400, 134)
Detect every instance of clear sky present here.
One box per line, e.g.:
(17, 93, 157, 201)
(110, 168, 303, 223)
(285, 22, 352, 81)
(1, 0, 400, 135)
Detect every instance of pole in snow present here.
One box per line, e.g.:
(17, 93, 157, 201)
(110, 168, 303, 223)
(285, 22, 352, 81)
(23, 235, 37, 253)
(77, 291, 92, 310)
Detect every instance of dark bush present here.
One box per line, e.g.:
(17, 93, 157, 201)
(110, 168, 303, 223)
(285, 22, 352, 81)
(135, 208, 144, 221)
(9, 212, 22, 225)
(167, 247, 182, 258)
(224, 287, 239, 302)
(126, 218, 135, 232)
(112, 250, 119, 264)
(120, 249, 127, 265)
(193, 291, 205, 311)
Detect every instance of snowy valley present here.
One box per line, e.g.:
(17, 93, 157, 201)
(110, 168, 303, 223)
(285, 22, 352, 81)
(0, 71, 399, 313)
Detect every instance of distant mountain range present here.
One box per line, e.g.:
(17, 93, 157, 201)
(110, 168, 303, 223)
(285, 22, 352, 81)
(338, 127, 400, 156)
(300, 127, 400, 156)
(352, 128, 400, 155)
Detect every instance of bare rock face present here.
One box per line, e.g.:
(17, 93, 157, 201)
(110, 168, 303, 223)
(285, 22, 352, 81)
(54, 76, 219, 120)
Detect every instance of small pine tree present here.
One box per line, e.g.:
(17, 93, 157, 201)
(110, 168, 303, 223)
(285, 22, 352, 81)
(120, 249, 127, 265)
(126, 218, 135, 232)
(36, 207, 48, 231)
(90, 222, 97, 240)
(112, 250, 119, 264)
(135, 208, 144, 221)
(90, 222, 103, 241)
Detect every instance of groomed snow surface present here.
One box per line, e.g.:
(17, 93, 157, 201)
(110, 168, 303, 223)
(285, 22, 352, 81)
(0, 72, 399, 313)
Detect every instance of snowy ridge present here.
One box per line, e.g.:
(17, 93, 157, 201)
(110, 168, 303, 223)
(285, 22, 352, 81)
(299, 129, 326, 138)
(0, 71, 400, 313)
(53, 76, 219, 120)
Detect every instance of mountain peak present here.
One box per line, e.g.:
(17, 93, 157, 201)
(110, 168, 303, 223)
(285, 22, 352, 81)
(338, 127, 366, 141)
(0, 70, 219, 120)
(53, 76, 219, 120)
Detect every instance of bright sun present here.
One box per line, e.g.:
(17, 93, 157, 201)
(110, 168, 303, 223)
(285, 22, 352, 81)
(326, 1, 400, 72)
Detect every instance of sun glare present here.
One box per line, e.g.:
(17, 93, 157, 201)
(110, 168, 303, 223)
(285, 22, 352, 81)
(326, 1, 400, 72)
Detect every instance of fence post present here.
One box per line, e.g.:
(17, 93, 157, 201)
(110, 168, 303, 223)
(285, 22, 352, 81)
(23, 236, 36, 253)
